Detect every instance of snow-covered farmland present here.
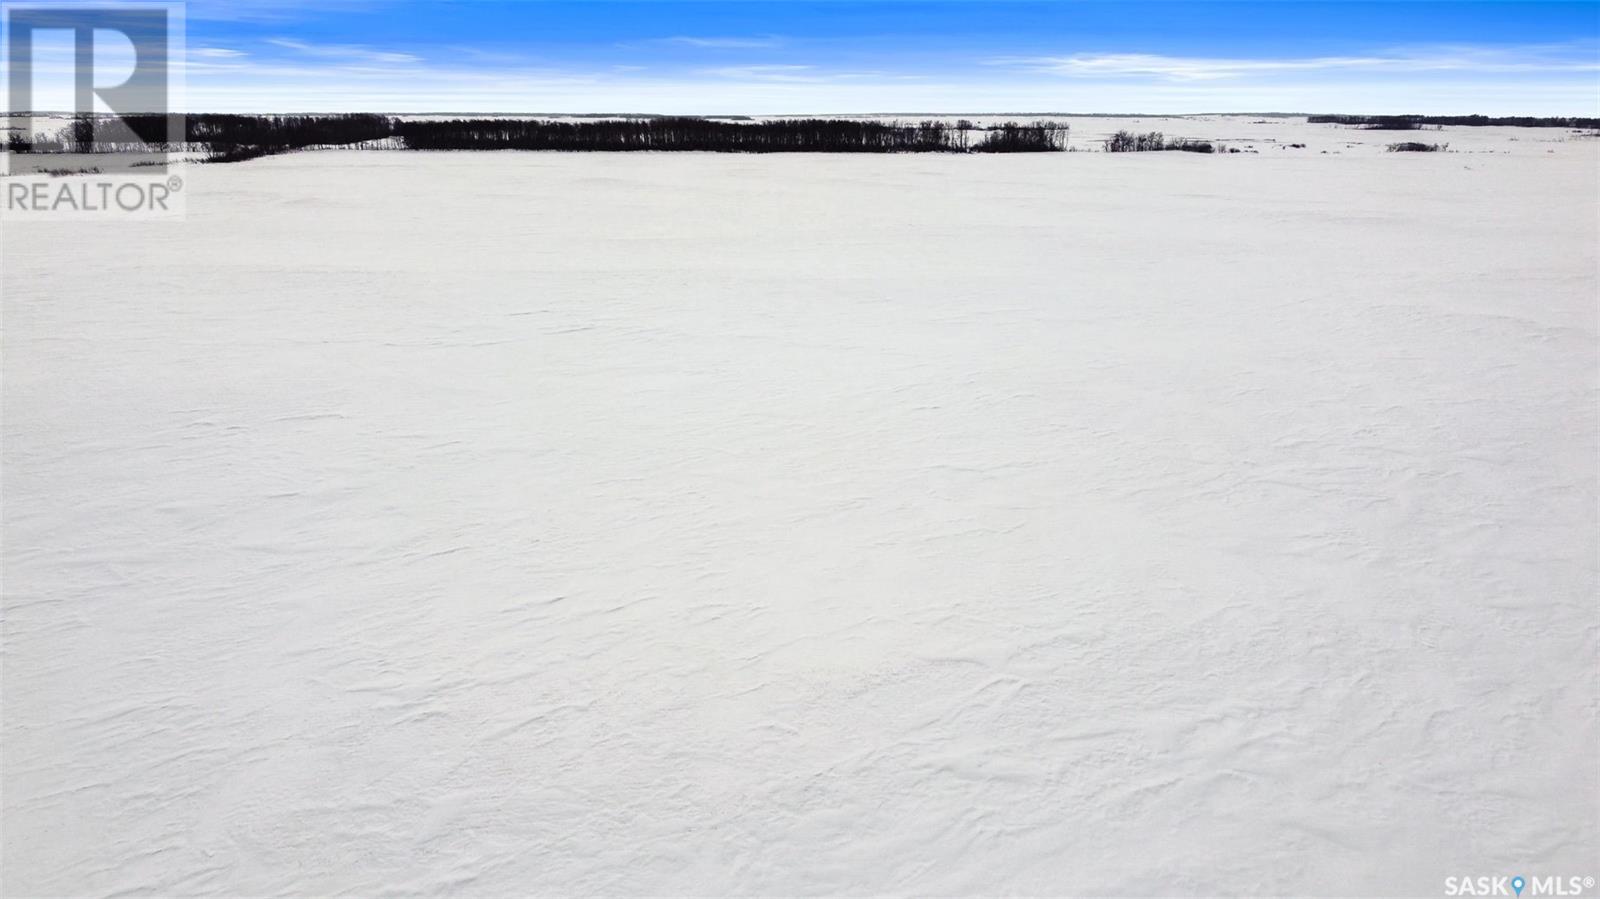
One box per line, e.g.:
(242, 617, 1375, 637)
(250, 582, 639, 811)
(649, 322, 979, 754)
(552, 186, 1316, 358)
(3, 117, 1597, 896)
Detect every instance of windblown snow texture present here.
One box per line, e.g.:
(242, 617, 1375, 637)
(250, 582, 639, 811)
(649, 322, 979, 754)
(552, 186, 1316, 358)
(3, 118, 1596, 896)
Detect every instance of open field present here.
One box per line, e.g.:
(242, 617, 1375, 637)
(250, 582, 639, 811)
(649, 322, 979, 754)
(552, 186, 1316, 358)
(3, 117, 1597, 896)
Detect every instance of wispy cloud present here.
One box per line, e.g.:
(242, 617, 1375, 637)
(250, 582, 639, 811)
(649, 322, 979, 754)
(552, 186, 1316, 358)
(696, 64, 895, 84)
(442, 46, 538, 66)
(265, 37, 419, 65)
(193, 47, 249, 59)
(699, 64, 816, 82)
(665, 35, 784, 50)
(989, 46, 1600, 81)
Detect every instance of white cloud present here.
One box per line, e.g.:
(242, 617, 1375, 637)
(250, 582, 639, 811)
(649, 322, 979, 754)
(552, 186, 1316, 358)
(990, 47, 1600, 81)
(176, 69, 1600, 117)
(698, 64, 817, 82)
(696, 65, 885, 84)
(265, 37, 419, 65)
(150, 39, 1597, 116)
(193, 47, 248, 59)
(664, 36, 784, 50)
(442, 46, 537, 66)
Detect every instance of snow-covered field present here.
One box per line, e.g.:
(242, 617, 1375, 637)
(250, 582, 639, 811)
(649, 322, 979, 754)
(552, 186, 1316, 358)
(3, 116, 1597, 897)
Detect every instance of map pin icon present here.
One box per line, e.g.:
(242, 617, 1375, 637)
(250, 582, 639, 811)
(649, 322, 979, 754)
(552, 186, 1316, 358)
(1512, 877, 1525, 896)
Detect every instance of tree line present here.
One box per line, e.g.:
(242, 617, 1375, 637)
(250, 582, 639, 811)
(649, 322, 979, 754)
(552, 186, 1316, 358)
(7, 114, 1071, 159)
(1104, 131, 1215, 153)
(394, 117, 1069, 153)
(966, 121, 1071, 152)
(1309, 114, 1600, 129)
(7, 113, 392, 157)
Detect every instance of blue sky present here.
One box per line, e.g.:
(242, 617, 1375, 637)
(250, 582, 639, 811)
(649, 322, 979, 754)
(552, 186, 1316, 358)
(17, 1, 1600, 113)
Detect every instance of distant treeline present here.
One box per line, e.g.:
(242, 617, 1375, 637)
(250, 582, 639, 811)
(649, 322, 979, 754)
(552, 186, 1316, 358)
(970, 121, 1071, 153)
(7, 113, 392, 158)
(7, 114, 1071, 159)
(1309, 114, 1600, 129)
(1105, 130, 1215, 153)
(394, 117, 1069, 153)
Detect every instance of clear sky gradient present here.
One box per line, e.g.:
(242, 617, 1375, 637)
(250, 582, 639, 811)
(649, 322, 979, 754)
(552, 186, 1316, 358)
(16, 0, 1600, 114)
